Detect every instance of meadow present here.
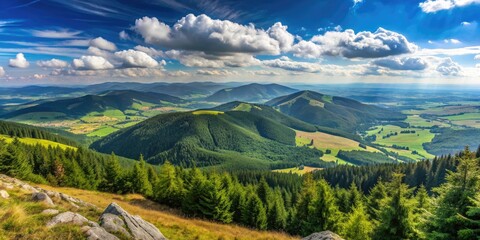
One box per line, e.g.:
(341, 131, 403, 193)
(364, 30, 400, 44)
(0, 134, 76, 151)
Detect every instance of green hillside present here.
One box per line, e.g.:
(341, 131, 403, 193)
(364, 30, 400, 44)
(205, 83, 297, 103)
(91, 110, 330, 169)
(266, 90, 405, 132)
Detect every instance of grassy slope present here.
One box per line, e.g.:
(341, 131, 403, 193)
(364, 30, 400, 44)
(36, 185, 297, 240)
(295, 130, 379, 164)
(0, 134, 76, 151)
(272, 166, 322, 175)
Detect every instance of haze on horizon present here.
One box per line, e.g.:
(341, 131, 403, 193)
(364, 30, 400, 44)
(0, 0, 479, 86)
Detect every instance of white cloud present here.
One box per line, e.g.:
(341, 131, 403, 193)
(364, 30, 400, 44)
(87, 46, 112, 58)
(372, 57, 429, 70)
(119, 30, 130, 40)
(267, 22, 295, 52)
(419, 0, 480, 13)
(249, 70, 280, 76)
(167, 70, 191, 77)
(133, 14, 289, 55)
(475, 54, 480, 60)
(31, 29, 82, 38)
(291, 28, 417, 59)
(476, 64, 480, 68)
(37, 58, 68, 68)
(89, 37, 117, 51)
(444, 38, 461, 44)
(9, 53, 30, 68)
(263, 57, 323, 73)
(196, 69, 238, 76)
(417, 46, 480, 56)
(134, 45, 165, 58)
(461, 21, 471, 26)
(72, 56, 114, 70)
(114, 50, 159, 68)
(436, 57, 462, 76)
(33, 74, 47, 79)
(0, 67, 5, 77)
(165, 50, 260, 68)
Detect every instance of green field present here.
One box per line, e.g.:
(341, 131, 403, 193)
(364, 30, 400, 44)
(0, 134, 76, 150)
(272, 166, 323, 175)
(404, 115, 450, 128)
(192, 110, 224, 115)
(442, 112, 480, 121)
(86, 126, 119, 137)
(366, 125, 435, 161)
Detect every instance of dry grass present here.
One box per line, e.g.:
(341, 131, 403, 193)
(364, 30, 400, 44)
(37, 184, 298, 240)
(273, 166, 322, 175)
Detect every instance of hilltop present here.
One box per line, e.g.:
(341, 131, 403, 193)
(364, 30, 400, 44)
(205, 83, 298, 103)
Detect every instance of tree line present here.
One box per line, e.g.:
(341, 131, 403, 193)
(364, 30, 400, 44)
(1, 138, 479, 239)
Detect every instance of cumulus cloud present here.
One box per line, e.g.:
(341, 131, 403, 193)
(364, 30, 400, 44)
(9, 53, 30, 68)
(444, 38, 461, 44)
(133, 14, 291, 55)
(475, 54, 480, 60)
(249, 70, 280, 76)
(119, 30, 130, 40)
(196, 69, 238, 76)
(72, 56, 114, 70)
(166, 50, 260, 68)
(419, 0, 480, 13)
(436, 58, 462, 76)
(167, 70, 191, 77)
(37, 58, 68, 68)
(291, 28, 417, 59)
(33, 74, 47, 79)
(89, 37, 117, 51)
(263, 57, 323, 73)
(134, 45, 165, 58)
(372, 57, 429, 70)
(0, 67, 4, 77)
(114, 50, 159, 68)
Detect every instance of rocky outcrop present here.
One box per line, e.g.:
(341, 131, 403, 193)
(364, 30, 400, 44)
(83, 226, 119, 240)
(100, 202, 167, 240)
(32, 192, 55, 207)
(46, 211, 98, 228)
(0, 190, 9, 199)
(302, 231, 344, 240)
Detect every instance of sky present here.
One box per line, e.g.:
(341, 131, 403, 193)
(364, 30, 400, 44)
(0, 0, 479, 86)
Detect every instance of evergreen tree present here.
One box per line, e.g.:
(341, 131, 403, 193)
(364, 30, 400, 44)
(243, 193, 267, 230)
(294, 174, 318, 236)
(373, 173, 418, 240)
(154, 161, 185, 207)
(342, 203, 374, 240)
(131, 155, 153, 196)
(100, 153, 123, 193)
(182, 167, 206, 216)
(347, 182, 363, 212)
(428, 146, 480, 239)
(198, 174, 233, 223)
(267, 190, 287, 230)
(366, 180, 387, 221)
(312, 179, 340, 232)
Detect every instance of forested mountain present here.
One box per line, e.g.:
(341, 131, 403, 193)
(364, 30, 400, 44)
(2, 90, 184, 119)
(205, 83, 298, 103)
(91, 109, 330, 169)
(266, 90, 405, 132)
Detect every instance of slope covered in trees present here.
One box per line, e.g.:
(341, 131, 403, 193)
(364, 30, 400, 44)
(0, 120, 77, 146)
(266, 90, 405, 132)
(205, 83, 297, 103)
(91, 110, 329, 169)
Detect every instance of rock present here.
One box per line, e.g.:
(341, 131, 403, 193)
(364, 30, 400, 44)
(84, 226, 119, 240)
(302, 231, 344, 240)
(41, 209, 60, 215)
(32, 192, 55, 207)
(100, 213, 131, 238)
(100, 202, 167, 240)
(47, 212, 90, 228)
(22, 184, 39, 193)
(43, 190, 61, 200)
(60, 193, 79, 204)
(0, 190, 9, 199)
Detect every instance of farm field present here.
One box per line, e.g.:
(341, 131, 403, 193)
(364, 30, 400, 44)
(272, 166, 322, 175)
(296, 130, 379, 164)
(404, 115, 450, 128)
(366, 125, 435, 161)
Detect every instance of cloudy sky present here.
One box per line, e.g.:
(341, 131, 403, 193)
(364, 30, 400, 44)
(0, 0, 479, 85)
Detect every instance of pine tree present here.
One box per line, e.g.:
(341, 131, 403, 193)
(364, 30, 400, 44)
(198, 174, 233, 223)
(294, 174, 318, 236)
(100, 153, 123, 193)
(342, 203, 374, 240)
(154, 161, 185, 207)
(182, 167, 206, 216)
(366, 180, 387, 221)
(131, 155, 153, 196)
(312, 179, 340, 232)
(428, 146, 480, 239)
(243, 193, 267, 230)
(373, 173, 418, 240)
(347, 182, 363, 212)
(267, 191, 287, 230)
(457, 193, 480, 239)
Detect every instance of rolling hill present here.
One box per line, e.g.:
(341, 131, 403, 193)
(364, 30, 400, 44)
(205, 83, 298, 103)
(2, 90, 184, 120)
(91, 108, 330, 169)
(266, 90, 405, 132)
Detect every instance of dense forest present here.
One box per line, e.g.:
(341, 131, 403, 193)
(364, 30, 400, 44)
(1, 133, 479, 239)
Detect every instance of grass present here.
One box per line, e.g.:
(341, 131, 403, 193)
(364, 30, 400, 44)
(296, 130, 380, 164)
(442, 112, 480, 121)
(0, 135, 76, 151)
(404, 115, 450, 128)
(86, 126, 119, 137)
(36, 185, 297, 240)
(272, 166, 322, 175)
(9, 112, 67, 123)
(366, 125, 435, 161)
(192, 110, 224, 115)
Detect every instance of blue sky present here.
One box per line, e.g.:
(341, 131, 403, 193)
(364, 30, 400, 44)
(0, 0, 479, 85)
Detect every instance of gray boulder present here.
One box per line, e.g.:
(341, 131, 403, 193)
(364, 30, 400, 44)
(84, 226, 119, 240)
(100, 213, 131, 238)
(302, 231, 344, 240)
(100, 202, 167, 240)
(47, 211, 96, 228)
(32, 192, 55, 207)
(0, 190, 9, 199)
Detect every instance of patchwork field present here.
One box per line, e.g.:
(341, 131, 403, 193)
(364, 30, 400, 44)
(404, 115, 450, 128)
(366, 125, 435, 161)
(296, 130, 379, 164)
